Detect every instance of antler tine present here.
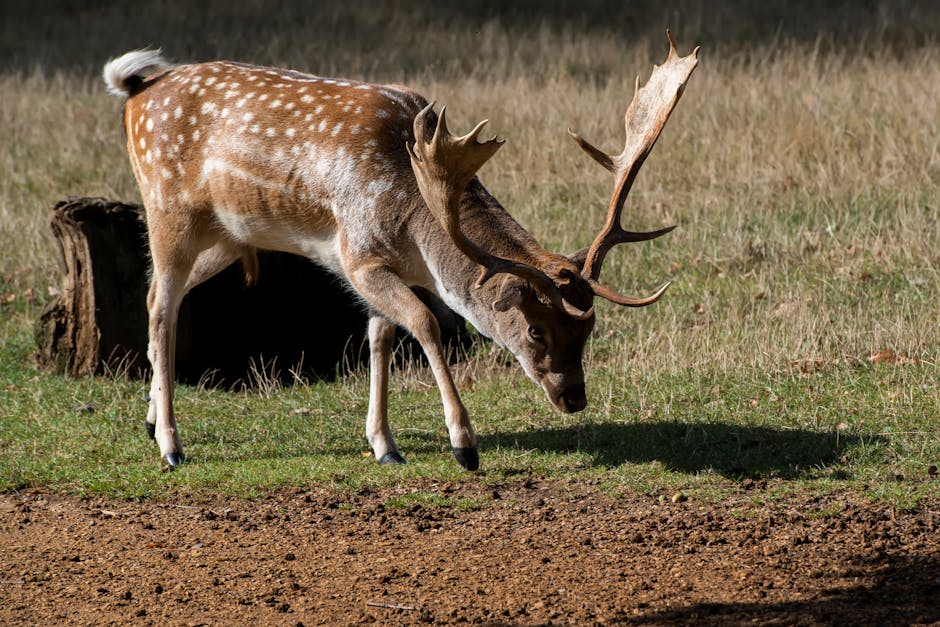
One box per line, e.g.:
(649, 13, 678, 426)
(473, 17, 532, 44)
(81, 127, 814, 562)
(408, 102, 594, 320)
(571, 31, 698, 307)
(589, 279, 672, 308)
(567, 128, 615, 173)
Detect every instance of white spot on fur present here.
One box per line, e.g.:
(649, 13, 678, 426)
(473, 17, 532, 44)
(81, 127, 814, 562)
(145, 118, 154, 131)
(331, 122, 344, 136)
(174, 106, 182, 119)
(317, 120, 327, 132)
(265, 127, 276, 137)
(285, 128, 296, 138)
(193, 130, 201, 141)
(201, 102, 217, 114)
(242, 112, 254, 122)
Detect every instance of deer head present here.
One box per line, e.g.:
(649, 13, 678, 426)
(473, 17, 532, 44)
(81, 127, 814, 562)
(409, 31, 699, 414)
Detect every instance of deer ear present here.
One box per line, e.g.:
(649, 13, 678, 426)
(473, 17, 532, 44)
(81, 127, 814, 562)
(492, 283, 525, 312)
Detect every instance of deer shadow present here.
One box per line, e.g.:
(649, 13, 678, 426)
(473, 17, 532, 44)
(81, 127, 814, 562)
(479, 420, 870, 479)
(631, 551, 940, 625)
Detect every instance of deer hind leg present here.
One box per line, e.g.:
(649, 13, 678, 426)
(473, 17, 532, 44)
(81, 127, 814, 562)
(145, 248, 192, 468)
(349, 259, 478, 470)
(365, 314, 405, 464)
(145, 239, 252, 453)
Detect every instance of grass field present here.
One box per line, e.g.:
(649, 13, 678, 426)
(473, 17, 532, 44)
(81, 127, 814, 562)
(1, 1, 938, 507)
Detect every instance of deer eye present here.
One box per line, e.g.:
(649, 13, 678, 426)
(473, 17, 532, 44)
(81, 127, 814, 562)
(527, 326, 545, 343)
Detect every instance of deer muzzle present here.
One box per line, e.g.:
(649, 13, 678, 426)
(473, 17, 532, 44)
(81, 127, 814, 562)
(553, 382, 587, 414)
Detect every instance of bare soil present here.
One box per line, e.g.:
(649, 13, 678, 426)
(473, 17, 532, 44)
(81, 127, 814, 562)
(2, 480, 939, 625)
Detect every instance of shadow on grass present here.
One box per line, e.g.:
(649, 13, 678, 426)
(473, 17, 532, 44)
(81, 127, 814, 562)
(480, 421, 872, 479)
(633, 552, 940, 625)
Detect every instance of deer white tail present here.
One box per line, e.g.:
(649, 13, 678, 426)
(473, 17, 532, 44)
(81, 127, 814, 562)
(102, 49, 173, 97)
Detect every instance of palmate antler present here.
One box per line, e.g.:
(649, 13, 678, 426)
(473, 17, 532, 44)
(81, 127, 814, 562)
(408, 103, 593, 319)
(569, 30, 699, 307)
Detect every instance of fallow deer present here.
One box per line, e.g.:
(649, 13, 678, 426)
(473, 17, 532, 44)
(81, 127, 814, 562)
(103, 32, 698, 470)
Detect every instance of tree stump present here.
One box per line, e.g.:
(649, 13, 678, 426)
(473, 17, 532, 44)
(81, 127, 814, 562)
(34, 197, 473, 386)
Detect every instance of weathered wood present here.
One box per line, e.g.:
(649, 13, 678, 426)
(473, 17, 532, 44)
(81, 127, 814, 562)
(35, 198, 149, 377)
(35, 197, 472, 386)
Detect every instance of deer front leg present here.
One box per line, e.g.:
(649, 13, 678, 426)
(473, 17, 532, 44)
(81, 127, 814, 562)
(366, 314, 405, 465)
(349, 260, 479, 470)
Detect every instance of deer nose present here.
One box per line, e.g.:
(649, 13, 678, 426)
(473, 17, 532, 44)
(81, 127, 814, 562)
(558, 384, 587, 413)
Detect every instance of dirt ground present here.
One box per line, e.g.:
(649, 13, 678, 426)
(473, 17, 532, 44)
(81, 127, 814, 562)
(2, 480, 938, 626)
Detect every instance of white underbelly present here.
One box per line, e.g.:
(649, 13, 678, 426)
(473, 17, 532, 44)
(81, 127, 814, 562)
(213, 210, 343, 273)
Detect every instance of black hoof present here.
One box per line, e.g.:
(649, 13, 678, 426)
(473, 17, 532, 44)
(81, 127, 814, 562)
(162, 452, 185, 468)
(453, 447, 479, 471)
(378, 452, 406, 465)
(145, 421, 156, 440)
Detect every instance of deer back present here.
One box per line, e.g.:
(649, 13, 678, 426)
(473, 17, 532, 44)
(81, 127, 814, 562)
(121, 59, 451, 275)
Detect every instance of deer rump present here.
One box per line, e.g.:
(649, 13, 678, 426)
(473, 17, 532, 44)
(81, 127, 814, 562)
(103, 32, 698, 470)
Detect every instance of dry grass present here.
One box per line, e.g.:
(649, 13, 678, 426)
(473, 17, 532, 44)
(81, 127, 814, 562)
(1, 1, 938, 377)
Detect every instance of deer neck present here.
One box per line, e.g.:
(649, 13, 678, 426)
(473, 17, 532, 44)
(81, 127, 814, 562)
(420, 180, 557, 341)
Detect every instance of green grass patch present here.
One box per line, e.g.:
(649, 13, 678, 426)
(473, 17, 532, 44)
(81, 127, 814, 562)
(2, 308, 936, 507)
